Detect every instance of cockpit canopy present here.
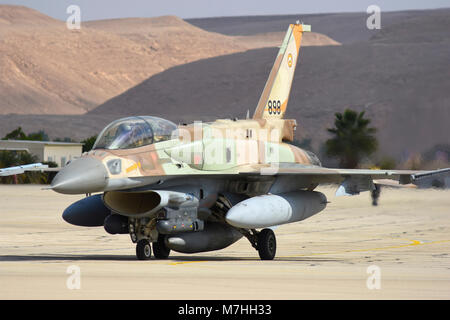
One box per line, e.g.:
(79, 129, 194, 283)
(93, 116, 178, 150)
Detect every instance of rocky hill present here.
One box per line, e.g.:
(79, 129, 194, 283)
(0, 5, 338, 116)
(0, 6, 247, 114)
(89, 9, 450, 160)
(0, 7, 449, 162)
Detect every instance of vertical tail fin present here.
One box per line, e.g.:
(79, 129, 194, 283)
(253, 23, 310, 119)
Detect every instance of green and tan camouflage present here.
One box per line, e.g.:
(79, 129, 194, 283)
(49, 22, 449, 261)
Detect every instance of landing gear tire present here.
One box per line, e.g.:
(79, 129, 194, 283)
(136, 239, 152, 260)
(257, 228, 276, 260)
(153, 235, 171, 259)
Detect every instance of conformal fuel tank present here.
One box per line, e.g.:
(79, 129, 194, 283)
(225, 191, 327, 229)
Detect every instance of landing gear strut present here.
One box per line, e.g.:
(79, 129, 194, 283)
(371, 184, 381, 206)
(136, 239, 152, 260)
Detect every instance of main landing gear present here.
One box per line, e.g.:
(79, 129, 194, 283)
(152, 234, 171, 259)
(371, 184, 381, 206)
(242, 228, 277, 260)
(257, 229, 277, 260)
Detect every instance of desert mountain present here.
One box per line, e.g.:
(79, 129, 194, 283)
(235, 31, 340, 49)
(0, 5, 60, 27)
(0, 5, 338, 116)
(89, 9, 450, 160)
(0, 6, 251, 115)
(186, 9, 446, 44)
(0, 7, 448, 163)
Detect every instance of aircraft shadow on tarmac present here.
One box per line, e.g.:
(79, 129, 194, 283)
(0, 254, 341, 263)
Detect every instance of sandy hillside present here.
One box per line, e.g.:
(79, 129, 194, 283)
(0, 6, 248, 115)
(186, 10, 446, 44)
(0, 7, 448, 163)
(88, 9, 450, 160)
(0, 5, 339, 116)
(235, 31, 340, 49)
(85, 16, 340, 49)
(0, 4, 60, 27)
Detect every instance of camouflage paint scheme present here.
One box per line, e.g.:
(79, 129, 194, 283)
(50, 23, 449, 260)
(63, 24, 321, 194)
(52, 21, 447, 210)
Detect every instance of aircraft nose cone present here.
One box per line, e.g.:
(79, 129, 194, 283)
(51, 157, 108, 194)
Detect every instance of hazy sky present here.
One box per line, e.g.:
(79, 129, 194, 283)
(1, 0, 449, 20)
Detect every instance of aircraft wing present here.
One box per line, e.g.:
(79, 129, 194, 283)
(0, 163, 49, 177)
(100, 166, 449, 195)
(241, 165, 450, 195)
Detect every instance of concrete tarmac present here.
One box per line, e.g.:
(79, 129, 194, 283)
(0, 185, 449, 299)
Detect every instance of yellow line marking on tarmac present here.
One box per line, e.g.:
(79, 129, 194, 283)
(282, 239, 450, 258)
(168, 239, 450, 265)
(169, 261, 206, 266)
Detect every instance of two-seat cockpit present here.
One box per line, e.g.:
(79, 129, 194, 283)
(93, 116, 178, 150)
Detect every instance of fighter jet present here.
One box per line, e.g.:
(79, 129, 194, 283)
(50, 23, 449, 260)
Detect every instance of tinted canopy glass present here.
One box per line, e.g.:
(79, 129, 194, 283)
(93, 116, 177, 150)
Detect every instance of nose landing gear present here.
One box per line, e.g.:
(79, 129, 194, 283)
(136, 239, 152, 260)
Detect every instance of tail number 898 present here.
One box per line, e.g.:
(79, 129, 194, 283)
(267, 100, 281, 115)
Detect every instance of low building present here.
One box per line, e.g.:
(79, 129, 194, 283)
(0, 140, 83, 168)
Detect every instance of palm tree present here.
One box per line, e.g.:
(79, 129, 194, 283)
(325, 109, 378, 168)
(81, 135, 98, 152)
